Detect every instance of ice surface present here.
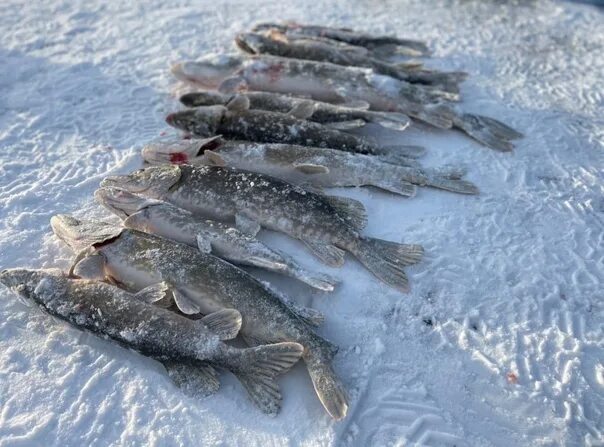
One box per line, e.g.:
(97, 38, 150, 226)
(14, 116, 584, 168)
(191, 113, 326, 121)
(1, 1, 603, 446)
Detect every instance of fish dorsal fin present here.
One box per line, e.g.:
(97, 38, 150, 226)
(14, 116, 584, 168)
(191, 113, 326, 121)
(235, 213, 261, 236)
(292, 162, 329, 174)
(225, 94, 250, 113)
(172, 288, 201, 315)
(200, 308, 242, 340)
(322, 195, 368, 231)
(288, 101, 316, 119)
(218, 76, 249, 94)
(203, 149, 227, 167)
(133, 282, 170, 305)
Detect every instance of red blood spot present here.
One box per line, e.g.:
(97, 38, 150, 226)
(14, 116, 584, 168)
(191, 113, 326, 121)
(160, 131, 167, 136)
(506, 372, 518, 384)
(169, 152, 188, 164)
(266, 62, 285, 83)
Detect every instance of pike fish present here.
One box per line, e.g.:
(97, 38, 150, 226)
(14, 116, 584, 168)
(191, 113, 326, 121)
(141, 136, 479, 196)
(100, 165, 424, 291)
(0, 268, 304, 415)
(235, 31, 467, 92)
(95, 186, 339, 291)
(166, 94, 420, 164)
(172, 54, 523, 151)
(50, 215, 348, 419)
(179, 90, 413, 133)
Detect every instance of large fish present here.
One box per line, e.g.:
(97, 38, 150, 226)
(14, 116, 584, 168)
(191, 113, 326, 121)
(0, 268, 304, 415)
(166, 95, 419, 164)
(235, 31, 467, 92)
(50, 215, 348, 419)
(179, 90, 413, 133)
(100, 165, 424, 291)
(251, 22, 431, 57)
(95, 186, 338, 291)
(141, 136, 479, 196)
(171, 54, 523, 151)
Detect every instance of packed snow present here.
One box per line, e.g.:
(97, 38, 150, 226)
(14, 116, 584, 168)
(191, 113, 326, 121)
(1, 0, 603, 446)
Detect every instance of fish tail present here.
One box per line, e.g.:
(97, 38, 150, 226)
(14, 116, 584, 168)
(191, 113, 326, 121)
(424, 175, 479, 195)
(350, 237, 424, 292)
(304, 346, 348, 420)
(373, 177, 417, 197)
(453, 113, 523, 152)
(407, 104, 455, 129)
(230, 342, 304, 415)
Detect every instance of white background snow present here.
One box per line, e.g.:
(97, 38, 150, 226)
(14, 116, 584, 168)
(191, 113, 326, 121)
(1, 1, 603, 446)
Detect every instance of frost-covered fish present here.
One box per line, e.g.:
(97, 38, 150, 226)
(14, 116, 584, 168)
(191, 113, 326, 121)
(172, 54, 523, 151)
(50, 215, 348, 419)
(101, 165, 424, 291)
(235, 31, 466, 92)
(95, 186, 338, 291)
(141, 136, 479, 196)
(0, 268, 304, 415)
(167, 95, 418, 164)
(252, 22, 431, 57)
(179, 90, 412, 132)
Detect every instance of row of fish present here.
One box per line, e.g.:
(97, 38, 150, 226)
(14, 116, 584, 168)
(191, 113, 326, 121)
(2, 22, 523, 420)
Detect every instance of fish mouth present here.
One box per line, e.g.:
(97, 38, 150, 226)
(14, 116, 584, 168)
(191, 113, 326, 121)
(51, 214, 122, 253)
(234, 34, 257, 55)
(94, 187, 146, 219)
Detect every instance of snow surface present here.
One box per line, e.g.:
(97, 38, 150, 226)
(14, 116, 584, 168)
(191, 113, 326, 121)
(1, 1, 603, 446)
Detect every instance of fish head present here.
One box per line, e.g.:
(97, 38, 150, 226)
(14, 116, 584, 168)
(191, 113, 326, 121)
(95, 187, 161, 219)
(100, 165, 182, 199)
(235, 32, 272, 55)
(251, 23, 287, 33)
(171, 54, 243, 88)
(179, 91, 228, 107)
(166, 106, 226, 137)
(50, 214, 123, 253)
(141, 136, 224, 166)
(0, 268, 65, 307)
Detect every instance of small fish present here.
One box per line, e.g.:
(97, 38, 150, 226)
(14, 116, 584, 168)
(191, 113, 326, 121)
(179, 90, 412, 132)
(95, 186, 339, 291)
(50, 215, 348, 419)
(100, 165, 424, 291)
(172, 54, 523, 151)
(166, 94, 417, 164)
(141, 136, 478, 196)
(235, 31, 466, 92)
(252, 22, 431, 57)
(0, 268, 304, 415)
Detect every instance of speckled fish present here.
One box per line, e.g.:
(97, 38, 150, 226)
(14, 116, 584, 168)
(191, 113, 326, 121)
(100, 165, 424, 291)
(179, 90, 413, 133)
(141, 136, 479, 196)
(95, 186, 338, 291)
(166, 95, 419, 163)
(0, 267, 304, 415)
(252, 22, 431, 57)
(172, 54, 523, 151)
(235, 31, 467, 92)
(50, 215, 348, 419)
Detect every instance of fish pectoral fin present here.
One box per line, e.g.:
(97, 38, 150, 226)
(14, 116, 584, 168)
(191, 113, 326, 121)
(200, 308, 242, 340)
(163, 361, 220, 397)
(292, 162, 329, 174)
(225, 94, 251, 112)
(70, 250, 106, 280)
(302, 239, 346, 267)
(322, 195, 368, 231)
(218, 76, 249, 94)
(195, 234, 213, 254)
(202, 149, 227, 167)
(133, 282, 171, 306)
(288, 100, 316, 119)
(172, 288, 201, 315)
(324, 119, 367, 130)
(235, 213, 261, 237)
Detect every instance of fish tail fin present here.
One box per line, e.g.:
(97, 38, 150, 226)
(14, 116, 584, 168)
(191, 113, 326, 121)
(350, 237, 424, 292)
(454, 113, 523, 152)
(371, 111, 411, 132)
(430, 165, 468, 180)
(305, 347, 348, 420)
(374, 178, 417, 197)
(231, 342, 304, 415)
(425, 175, 479, 195)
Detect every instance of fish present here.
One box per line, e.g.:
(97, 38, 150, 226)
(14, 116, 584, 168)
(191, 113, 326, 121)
(100, 165, 424, 291)
(251, 22, 431, 57)
(141, 136, 479, 196)
(166, 94, 420, 165)
(179, 90, 413, 133)
(235, 31, 467, 92)
(50, 215, 348, 419)
(171, 54, 523, 151)
(94, 186, 339, 291)
(0, 268, 304, 415)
